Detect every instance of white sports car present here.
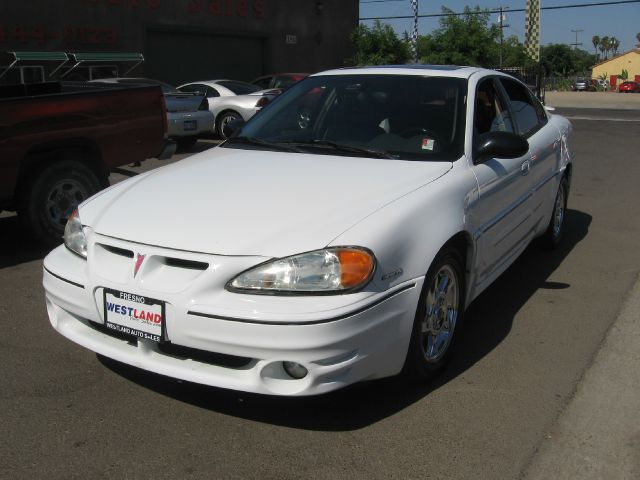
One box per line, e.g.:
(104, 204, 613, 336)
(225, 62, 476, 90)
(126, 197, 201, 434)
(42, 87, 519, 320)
(177, 80, 279, 139)
(44, 66, 573, 396)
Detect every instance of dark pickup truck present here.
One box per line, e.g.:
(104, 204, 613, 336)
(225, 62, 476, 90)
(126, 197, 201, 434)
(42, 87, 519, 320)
(0, 81, 174, 244)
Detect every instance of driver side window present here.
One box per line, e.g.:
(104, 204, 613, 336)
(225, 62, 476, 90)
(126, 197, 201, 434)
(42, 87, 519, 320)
(474, 79, 514, 137)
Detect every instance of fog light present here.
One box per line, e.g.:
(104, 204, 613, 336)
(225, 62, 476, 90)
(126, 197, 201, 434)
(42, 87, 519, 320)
(283, 361, 308, 379)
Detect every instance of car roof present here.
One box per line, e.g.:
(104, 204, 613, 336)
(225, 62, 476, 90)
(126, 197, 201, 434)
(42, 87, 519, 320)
(313, 65, 486, 79)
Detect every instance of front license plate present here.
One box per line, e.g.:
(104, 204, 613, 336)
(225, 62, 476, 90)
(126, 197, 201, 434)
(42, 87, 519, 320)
(103, 289, 165, 342)
(183, 120, 197, 131)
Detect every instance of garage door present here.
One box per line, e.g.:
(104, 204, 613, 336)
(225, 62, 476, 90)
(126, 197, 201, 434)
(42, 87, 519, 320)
(145, 29, 265, 86)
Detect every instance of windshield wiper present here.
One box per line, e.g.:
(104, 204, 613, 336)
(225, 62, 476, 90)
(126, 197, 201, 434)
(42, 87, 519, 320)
(285, 140, 397, 159)
(225, 136, 303, 153)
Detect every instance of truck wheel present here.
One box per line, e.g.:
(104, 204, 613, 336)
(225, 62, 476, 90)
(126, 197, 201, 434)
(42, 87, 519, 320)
(19, 160, 102, 246)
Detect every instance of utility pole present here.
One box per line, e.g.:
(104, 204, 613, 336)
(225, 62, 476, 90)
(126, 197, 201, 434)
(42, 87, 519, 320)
(498, 6, 510, 68)
(571, 29, 583, 49)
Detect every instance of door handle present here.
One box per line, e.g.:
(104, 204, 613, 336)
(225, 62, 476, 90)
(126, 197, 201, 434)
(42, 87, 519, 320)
(521, 160, 530, 175)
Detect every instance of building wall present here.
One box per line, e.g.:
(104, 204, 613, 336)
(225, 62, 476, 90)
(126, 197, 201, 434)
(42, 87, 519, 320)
(591, 50, 640, 87)
(0, 0, 358, 85)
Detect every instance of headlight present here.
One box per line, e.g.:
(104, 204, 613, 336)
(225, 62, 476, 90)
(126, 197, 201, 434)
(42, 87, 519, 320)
(227, 247, 375, 294)
(64, 209, 88, 258)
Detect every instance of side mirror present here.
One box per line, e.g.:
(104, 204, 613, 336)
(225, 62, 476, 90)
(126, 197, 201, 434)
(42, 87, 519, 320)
(222, 118, 245, 139)
(475, 131, 529, 164)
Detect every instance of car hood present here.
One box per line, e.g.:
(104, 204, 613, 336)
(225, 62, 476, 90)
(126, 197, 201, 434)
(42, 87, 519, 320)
(80, 148, 452, 257)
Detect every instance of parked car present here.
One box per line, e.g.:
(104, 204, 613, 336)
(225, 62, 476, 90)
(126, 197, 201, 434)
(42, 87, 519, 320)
(176, 80, 279, 138)
(91, 78, 214, 149)
(595, 78, 609, 90)
(618, 81, 639, 93)
(571, 78, 595, 91)
(44, 66, 574, 396)
(251, 73, 308, 90)
(0, 80, 173, 244)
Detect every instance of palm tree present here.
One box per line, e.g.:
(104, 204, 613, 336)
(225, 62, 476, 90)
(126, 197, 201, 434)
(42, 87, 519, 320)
(599, 36, 609, 59)
(592, 35, 600, 60)
(610, 37, 620, 56)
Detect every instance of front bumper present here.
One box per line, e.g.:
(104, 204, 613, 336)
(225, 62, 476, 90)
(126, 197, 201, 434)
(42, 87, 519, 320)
(43, 241, 422, 396)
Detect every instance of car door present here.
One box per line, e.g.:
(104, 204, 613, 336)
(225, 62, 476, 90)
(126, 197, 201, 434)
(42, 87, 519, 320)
(497, 77, 560, 232)
(469, 77, 536, 287)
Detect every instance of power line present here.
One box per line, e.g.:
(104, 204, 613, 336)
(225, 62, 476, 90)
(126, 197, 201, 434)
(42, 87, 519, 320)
(359, 0, 640, 20)
(361, 0, 409, 3)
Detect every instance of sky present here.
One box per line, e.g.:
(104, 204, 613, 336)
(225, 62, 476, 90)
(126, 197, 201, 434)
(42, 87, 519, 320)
(358, 0, 640, 55)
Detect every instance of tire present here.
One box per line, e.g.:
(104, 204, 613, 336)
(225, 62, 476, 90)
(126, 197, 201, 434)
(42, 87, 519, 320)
(403, 247, 465, 381)
(216, 111, 241, 139)
(539, 177, 568, 249)
(19, 160, 102, 246)
(176, 136, 198, 151)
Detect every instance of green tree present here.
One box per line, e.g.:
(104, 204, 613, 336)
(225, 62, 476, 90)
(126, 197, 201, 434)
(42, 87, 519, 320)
(417, 6, 501, 67)
(501, 35, 529, 67)
(591, 35, 600, 60)
(610, 37, 620, 56)
(348, 20, 410, 66)
(636, 32, 640, 48)
(540, 44, 595, 77)
(541, 44, 575, 76)
(600, 36, 610, 59)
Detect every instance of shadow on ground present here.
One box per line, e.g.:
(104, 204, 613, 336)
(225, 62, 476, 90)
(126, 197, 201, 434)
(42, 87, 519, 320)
(99, 209, 592, 431)
(0, 214, 52, 268)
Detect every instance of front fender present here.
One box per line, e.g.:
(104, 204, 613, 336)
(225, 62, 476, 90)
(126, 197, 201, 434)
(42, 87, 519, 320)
(329, 159, 478, 301)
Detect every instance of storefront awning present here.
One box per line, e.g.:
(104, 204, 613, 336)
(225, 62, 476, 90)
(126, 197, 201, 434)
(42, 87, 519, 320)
(1, 51, 145, 81)
(63, 52, 144, 77)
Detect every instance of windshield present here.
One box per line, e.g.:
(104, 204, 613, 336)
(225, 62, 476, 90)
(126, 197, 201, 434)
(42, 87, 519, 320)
(225, 74, 467, 161)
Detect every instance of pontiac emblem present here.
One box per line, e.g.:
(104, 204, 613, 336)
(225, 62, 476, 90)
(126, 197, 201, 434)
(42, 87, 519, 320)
(133, 253, 146, 277)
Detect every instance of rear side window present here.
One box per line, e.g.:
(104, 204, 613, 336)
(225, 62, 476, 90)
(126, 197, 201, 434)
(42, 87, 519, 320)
(499, 78, 546, 137)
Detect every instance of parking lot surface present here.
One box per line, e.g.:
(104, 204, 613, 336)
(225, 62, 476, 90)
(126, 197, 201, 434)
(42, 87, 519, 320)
(1, 112, 639, 479)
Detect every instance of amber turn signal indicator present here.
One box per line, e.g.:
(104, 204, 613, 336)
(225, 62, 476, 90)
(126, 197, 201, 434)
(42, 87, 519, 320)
(337, 249, 375, 288)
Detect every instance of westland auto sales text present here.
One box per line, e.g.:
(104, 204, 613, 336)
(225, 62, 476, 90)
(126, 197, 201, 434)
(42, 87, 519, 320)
(106, 302, 162, 324)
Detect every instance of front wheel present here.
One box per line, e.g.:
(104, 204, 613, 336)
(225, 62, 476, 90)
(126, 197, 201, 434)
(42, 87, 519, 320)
(403, 247, 465, 381)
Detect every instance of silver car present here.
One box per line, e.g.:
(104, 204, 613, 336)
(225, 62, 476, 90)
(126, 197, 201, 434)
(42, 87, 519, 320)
(177, 80, 279, 138)
(91, 78, 215, 149)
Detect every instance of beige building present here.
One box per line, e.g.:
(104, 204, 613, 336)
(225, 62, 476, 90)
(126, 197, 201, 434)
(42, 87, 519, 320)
(591, 49, 640, 89)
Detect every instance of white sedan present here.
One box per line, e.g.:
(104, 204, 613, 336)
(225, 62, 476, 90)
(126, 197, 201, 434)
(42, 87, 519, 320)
(43, 66, 573, 396)
(177, 79, 278, 138)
